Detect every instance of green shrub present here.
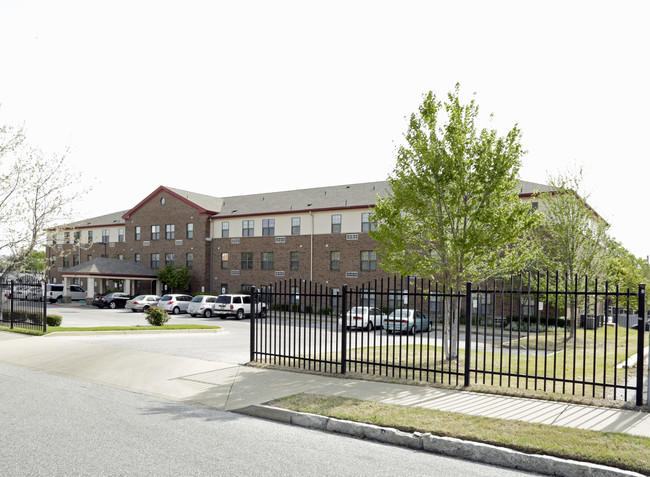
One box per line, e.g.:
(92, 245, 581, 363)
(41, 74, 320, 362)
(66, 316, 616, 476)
(144, 306, 170, 326)
(47, 315, 62, 327)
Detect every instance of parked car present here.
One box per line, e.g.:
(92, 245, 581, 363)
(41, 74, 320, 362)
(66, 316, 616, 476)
(187, 295, 219, 317)
(338, 306, 386, 330)
(157, 294, 193, 314)
(125, 295, 161, 313)
(213, 294, 267, 319)
(91, 292, 133, 309)
(15, 285, 43, 301)
(383, 309, 432, 334)
(46, 284, 87, 303)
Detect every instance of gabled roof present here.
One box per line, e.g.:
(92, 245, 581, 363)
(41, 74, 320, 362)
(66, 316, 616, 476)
(62, 258, 158, 278)
(215, 181, 392, 218)
(63, 210, 128, 229)
(122, 186, 224, 220)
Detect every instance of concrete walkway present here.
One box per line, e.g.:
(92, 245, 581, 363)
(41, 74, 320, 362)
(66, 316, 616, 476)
(1, 330, 648, 439)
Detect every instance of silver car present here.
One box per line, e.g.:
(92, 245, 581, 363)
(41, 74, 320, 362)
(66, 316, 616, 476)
(187, 295, 218, 317)
(157, 294, 193, 314)
(383, 309, 432, 334)
(125, 295, 161, 313)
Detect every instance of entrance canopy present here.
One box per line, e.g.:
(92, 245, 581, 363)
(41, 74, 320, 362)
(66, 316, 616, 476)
(62, 258, 160, 298)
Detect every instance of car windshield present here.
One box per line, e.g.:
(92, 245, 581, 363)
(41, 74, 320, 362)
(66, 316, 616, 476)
(132, 295, 145, 300)
(160, 295, 172, 301)
(190, 296, 203, 302)
(349, 307, 366, 314)
(216, 296, 231, 304)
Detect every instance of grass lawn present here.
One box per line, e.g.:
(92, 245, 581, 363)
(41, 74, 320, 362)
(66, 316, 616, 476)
(270, 393, 650, 475)
(262, 326, 643, 402)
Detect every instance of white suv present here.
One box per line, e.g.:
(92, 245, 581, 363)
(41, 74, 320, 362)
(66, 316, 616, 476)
(46, 284, 87, 303)
(213, 294, 267, 320)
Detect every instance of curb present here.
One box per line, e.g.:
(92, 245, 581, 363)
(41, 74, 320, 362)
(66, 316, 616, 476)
(234, 405, 643, 477)
(44, 329, 221, 336)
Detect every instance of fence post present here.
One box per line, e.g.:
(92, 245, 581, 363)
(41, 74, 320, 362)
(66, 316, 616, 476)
(43, 281, 47, 333)
(341, 284, 347, 375)
(637, 284, 645, 406)
(250, 287, 257, 363)
(10, 280, 14, 329)
(464, 282, 472, 387)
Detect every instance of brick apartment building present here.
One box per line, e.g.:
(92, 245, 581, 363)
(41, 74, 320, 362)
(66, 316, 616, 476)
(47, 180, 549, 299)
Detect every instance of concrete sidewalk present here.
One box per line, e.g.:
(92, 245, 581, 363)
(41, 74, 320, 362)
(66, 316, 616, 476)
(1, 330, 648, 439)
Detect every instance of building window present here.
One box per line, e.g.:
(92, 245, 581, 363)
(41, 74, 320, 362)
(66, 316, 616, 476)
(361, 213, 375, 233)
(151, 225, 160, 240)
(134, 253, 140, 263)
(290, 252, 299, 270)
(166, 224, 175, 240)
(64, 232, 70, 244)
(241, 252, 253, 270)
(165, 253, 174, 265)
(74, 231, 81, 244)
(291, 217, 300, 235)
(187, 223, 194, 239)
(221, 252, 229, 269)
(331, 214, 342, 234)
(63, 256, 70, 267)
(262, 219, 275, 236)
(361, 251, 377, 271)
(73, 255, 80, 266)
(261, 252, 274, 270)
(242, 220, 254, 237)
(330, 251, 340, 271)
(151, 253, 160, 269)
(87, 230, 93, 243)
(186, 253, 193, 270)
(87, 254, 92, 261)
(221, 221, 229, 238)
(135, 226, 141, 241)
(118, 228, 125, 243)
(102, 229, 110, 243)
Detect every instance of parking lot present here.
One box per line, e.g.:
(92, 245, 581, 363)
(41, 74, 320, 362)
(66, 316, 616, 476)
(45, 303, 252, 365)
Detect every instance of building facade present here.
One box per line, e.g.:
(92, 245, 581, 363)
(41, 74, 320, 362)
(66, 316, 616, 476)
(47, 180, 551, 298)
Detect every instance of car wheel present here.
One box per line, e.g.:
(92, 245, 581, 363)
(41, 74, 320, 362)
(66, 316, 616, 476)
(410, 325, 416, 335)
(143, 306, 150, 312)
(367, 321, 374, 331)
(131, 309, 138, 313)
(204, 309, 212, 318)
(109, 301, 117, 309)
(173, 306, 180, 315)
(236, 309, 244, 320)
(427, 321, 433, 332)
(220, 315, 227, 320)
(258, 308, 267, 318)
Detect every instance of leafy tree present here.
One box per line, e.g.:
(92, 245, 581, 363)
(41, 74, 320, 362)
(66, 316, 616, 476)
(0, 124, 82, 279)
(371, 85, 538, 359)
(532, 169, 611, 338)
(157, 264, 191, 293)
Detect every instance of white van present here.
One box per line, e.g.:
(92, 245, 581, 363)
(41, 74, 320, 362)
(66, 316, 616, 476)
(46, 284, 87, 303)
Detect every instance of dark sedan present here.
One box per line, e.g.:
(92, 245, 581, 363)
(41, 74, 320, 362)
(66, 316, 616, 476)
(91, 292, 133, 309)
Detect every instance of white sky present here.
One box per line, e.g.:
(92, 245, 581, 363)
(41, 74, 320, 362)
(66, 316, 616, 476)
(1, 1, 648, 258)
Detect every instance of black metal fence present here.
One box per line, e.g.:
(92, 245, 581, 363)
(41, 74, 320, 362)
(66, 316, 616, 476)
(251, 274, 648, 406)
(0, 280, 48, 333)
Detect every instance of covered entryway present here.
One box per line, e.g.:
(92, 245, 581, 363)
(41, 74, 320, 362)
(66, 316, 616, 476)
(61, 258, 160, 300)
